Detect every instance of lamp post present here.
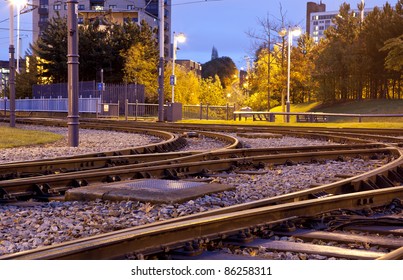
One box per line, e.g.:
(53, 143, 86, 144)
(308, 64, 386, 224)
(157, 0, 165, 122)
(280, 26, 301, 123)
(16, 0, 26, 73)
(171, 32, 186, 103)
(7, 0, 20, 127)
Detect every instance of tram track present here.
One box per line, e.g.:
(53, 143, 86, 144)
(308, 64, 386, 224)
(1, 186, 402, 260)
(0, 144, 399, 202)
(1, 118, 403, 260)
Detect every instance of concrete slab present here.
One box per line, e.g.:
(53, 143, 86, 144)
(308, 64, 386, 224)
(65, 179, 235, 204)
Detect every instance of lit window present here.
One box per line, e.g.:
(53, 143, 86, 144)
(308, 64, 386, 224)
(93, 5, 104, 11)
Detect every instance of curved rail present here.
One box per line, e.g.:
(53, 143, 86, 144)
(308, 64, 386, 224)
(0, 144, 399, 202)
(1, 186, 402, 260)
(0, 130, 238, 181)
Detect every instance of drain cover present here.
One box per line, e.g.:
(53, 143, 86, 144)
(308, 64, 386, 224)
(65, 179, 235, 203)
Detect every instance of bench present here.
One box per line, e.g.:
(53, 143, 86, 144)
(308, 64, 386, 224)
(253, 113, 275, 122)
(296, 114, 328, 123)
(233, 111, 275, 122)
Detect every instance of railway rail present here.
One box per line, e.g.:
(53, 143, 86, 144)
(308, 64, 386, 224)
(0, 118, 403, 260)
(1, 187, 402, 260)
(0, 143, 400, 202)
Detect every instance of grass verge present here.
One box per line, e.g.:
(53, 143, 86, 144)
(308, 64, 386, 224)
(0, 126, 63, 149)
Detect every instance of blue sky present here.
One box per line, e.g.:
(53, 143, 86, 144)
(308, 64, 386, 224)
(0, 0, 398, 69)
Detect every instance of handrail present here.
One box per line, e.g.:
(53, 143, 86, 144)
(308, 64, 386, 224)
(233, 111, 403, 122)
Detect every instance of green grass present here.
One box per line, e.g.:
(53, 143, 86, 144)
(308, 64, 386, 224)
(270, 102, 322, 113)
(315, 99, 403, 114)
(0, 126, 63, 149)
(180, 100, 403, 129)
(180, 119, 403, 129)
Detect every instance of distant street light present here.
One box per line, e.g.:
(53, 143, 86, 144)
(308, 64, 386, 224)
(171, 32, 186, 103)
(8, 0, 27, 127)
(279, 26, 301, 123)
(15, 0, 27, 73)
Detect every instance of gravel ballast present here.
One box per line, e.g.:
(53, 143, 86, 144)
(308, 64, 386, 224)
(0, 125, 388, 258)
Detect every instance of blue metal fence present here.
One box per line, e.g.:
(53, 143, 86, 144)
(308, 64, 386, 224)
(0, 97, 99, 113)
(0, 97, 236, 120)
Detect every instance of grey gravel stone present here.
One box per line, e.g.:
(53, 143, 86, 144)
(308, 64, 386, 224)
(0, 124, 387, 259)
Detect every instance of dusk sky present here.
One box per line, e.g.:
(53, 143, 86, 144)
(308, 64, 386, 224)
(0, 0, 398, 69)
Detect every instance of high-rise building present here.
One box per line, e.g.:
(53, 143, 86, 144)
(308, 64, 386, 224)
(32, 0, 172, 57)
(306, 1, 373, 43)
(306, 1, 326, 36)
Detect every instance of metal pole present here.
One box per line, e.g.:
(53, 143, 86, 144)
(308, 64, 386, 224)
(9, 3, 15, 128)
(286, 29, 291, 123)
(157, 0, 165, 122)
(171, 33, 176, 103)
(16, 3, 21, 73)
(100, 68, 103, 99)
(67, 0, 79, 147)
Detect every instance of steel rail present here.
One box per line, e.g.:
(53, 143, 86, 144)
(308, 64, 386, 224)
(0, 130, 239, 181)
(2, 186, 402, 260)
(79, 118, 403, 135)
(0, 146, 398, 201)
(80, 120, 403, 147)
(0, 143, 383, 181)
(18, 117, 403, 137)
(377, 246, 403, 260)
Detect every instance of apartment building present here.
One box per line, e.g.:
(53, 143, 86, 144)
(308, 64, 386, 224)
(175, 60, 202, 77)
(32, 0, 171, 56)
(306, 1, 373, 43)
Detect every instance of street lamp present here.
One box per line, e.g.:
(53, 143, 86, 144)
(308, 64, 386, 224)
(8, 0, 27, 128)
(171, 32, 186, 103)
(279, 26, 301, 123)
(8, 0, 23, 127)
(15, 0, 27, 73)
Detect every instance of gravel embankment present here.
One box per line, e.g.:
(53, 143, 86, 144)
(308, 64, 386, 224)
(0, 125, 388, 258)
(0, 124, 162, 163)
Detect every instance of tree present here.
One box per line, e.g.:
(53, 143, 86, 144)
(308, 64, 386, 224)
(31, 16, 68, 83)
(31, 18, 158, 86)
(15, 53, 39, 98)
(201, 56, 238, 89)
(245, 7, 289, 111)
(380, 34, 403, 72)
(198, 76, 226, 105)
(78, 19, 110, 81)
(292, 34, 319, 103)
(164, 62, 200, 104)
(122, 42, 158, 101)
(109, 20, 158, 83)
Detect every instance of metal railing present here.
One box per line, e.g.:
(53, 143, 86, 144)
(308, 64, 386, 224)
(183, 103, 236, 120)
(96, 100, 119, 119)
(0, 97, 237, 121)
(233, 111, 403, 123)
(125, 101, 160, 120)
(0, 97, 99, 113)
